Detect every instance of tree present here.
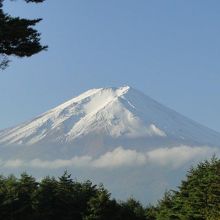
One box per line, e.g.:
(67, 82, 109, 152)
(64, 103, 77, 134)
(155, 191, 178, 220)
(15, 173, 38, 220)
(0, 174, 18, 220)
(156, 156, 220, 220)
(119, 198, 146, 220)
(0, 158, 219, 220)
(83, 185, 119, 220)
(35, 176, 58, 220)
(0, 0, 47, 69)
(145, 205, 158, 220)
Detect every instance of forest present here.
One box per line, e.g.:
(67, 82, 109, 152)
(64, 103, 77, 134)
(0, 157, 219, 220)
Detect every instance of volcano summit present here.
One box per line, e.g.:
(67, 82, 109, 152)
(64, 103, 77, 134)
(0, 86, 219, 202)
(0, 86, 219, 157)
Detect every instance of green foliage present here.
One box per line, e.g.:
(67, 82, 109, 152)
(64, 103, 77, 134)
(0, 171, 147, 220)
(145, 205, 158, 220)
(84, 186, 119, 220)
(0, 156, 219, 219)
(35, 176, 58, 220)
(0, 0, 47, 69)
(156, 156, 220, 220)
(119, 198, 146, 220)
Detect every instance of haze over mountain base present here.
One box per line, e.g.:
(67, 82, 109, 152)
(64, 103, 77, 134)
(0, 86, 219, 202)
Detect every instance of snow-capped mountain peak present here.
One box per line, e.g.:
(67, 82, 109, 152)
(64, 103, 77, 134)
(0, 86, 220, 149)
(1, 86, 219, 204)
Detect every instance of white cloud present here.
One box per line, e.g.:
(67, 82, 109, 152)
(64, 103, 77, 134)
(147, 145, 218, 168)
(30, 156, 92, 169)
(4, 159, 24, 168)
(1, 146, 219, 169)
(92, 147, 146, 168)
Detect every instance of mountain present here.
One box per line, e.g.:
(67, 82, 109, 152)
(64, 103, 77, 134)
(0, 86, 219, 151)
(0, 86, 219, 202)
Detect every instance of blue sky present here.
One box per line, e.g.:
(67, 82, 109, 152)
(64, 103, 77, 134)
(1, 0, 220, 132)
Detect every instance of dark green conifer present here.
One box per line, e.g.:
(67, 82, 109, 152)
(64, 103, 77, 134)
(0, 0, 47, 69)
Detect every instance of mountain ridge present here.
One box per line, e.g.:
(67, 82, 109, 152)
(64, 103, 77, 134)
(0, 86, 220, 203)
(0, 86, 220, 150)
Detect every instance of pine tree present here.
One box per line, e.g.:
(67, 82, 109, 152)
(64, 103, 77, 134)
(0, 0, 47, 69)
(119, 198, 146, 220)
(156, 156, 220, 220)
(15, 173, 38, 220)
(0, 175, 18, 220)
(35, 176, 58, 220)
(83, 185, 119, 220)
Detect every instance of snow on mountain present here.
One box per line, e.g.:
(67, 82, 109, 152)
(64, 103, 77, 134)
(0, 86, 219, 149)
(0, 86, 220, 203)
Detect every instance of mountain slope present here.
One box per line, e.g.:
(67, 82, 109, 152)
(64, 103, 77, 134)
(0, 86, 220, 159)
(0, 86, 220, 203)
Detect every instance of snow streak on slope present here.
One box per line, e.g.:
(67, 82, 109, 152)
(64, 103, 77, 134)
(1, 86, 220, 203)
(0, 86, 220, 147)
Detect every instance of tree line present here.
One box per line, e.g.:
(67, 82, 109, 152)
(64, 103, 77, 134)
(0, 156, 219, 220)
